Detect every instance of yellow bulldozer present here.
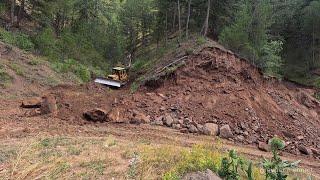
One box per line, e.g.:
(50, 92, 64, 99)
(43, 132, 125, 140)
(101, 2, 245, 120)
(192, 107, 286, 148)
(94, 67, 129, 88)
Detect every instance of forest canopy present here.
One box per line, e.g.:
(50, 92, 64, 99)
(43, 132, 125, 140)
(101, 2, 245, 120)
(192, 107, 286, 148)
(0, 0, 320, 85)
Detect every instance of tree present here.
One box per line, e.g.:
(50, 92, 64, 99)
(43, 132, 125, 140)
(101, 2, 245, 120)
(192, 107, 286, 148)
(201, 0, 211, 36)
(302, 0, 320, 69)
(186, 0, 191, 38)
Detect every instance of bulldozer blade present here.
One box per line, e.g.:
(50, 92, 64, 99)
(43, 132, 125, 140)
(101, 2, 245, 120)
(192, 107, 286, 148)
(94, 78, 122, 88)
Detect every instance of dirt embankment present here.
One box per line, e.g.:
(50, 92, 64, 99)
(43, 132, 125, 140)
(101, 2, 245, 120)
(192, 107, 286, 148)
(109, 47, 319, 157)
(12, 43, 320, 159)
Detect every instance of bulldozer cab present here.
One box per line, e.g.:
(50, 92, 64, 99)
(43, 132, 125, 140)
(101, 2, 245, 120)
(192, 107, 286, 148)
(108, 67, 128, 82)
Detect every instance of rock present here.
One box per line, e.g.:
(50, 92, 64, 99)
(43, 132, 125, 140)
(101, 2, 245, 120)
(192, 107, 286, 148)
(164, 114, 174, 127)
(21, 97, 42, 108)
(160, 106, 166, 112)
(188, 125, 198, 133)
(243, 131, 249, 136)
(203, 123, 219, 136)
(297, 135, 304, 140)
(40, 95, 58, 116)
(84, 108, 108, 122)
(219, 125, 233, 139)
(258, 142, 270, 152)
(311, 148, 320, 156)
(183, 169, 222, 180)
(130, 110, 150, 124)
(197, 124, 204, 133)
(298, 145, 312, 155)
(237, 135, 245, 142)
(282, 131, 295, 139)
(108, 108, 126, 123)
(172, 124, 181, 129)
(154, 116, 164, 126)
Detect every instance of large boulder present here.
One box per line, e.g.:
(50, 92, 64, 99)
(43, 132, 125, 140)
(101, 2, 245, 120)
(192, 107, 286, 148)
(130, 110, 150, 124)
(258, 141, 270, 152)
(298, 145, 312, 155)
(183, 169, 222, 180)
(21, 97, 42, 108)
(84, 108, 108, 122)
(188, 125, 198, 133)
(203, 123, 219, 136)
(219, 125, 233, 139)
(164, 114, 174, 127)
(40, 95, 58, 116)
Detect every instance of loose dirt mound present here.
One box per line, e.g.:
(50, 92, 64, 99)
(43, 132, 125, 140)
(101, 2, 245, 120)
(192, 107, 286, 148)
(19, 43, 320, 158)
(119, 47, 320, 156)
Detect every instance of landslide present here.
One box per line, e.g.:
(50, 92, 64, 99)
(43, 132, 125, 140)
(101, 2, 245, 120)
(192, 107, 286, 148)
(26, 39, 320, 157)
(119, 45, 320, 156)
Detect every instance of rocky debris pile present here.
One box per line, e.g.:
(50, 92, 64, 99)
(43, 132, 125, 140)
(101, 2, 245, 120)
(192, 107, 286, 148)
(116, 47, 320, 158)
(83, 108, 150, 124)
(152, 113, 220, 136)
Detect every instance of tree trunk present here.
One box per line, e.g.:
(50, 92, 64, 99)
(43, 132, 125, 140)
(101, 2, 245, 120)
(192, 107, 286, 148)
(165, 11, 168, 46)
(186, 0, 192, 38)
(201, 0, 211, 36)
(172, 3, 176, 31)
(177, 0, 181, 37)
(17, 0, 25, 27)
(10, 0, 15, 27)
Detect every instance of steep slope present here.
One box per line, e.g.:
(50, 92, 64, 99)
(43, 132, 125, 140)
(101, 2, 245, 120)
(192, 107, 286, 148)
(0, 42, 76, 98)
(117, 45, 320, 156)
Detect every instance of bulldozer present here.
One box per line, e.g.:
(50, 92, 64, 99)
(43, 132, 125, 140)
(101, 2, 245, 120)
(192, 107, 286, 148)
(94, 67, 128, 88)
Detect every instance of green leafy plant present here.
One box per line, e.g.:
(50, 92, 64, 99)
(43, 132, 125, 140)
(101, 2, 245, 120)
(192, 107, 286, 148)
(218, 150, 253, 180)
(262, 137, 300, 180)
(0, 28, 34, 51)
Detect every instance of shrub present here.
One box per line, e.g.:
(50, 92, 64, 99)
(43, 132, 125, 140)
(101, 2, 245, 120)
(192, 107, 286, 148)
(218, 150, 253, 180)
(33, 28, 59, 60)
(262, 137, 300, 180)
(52, 59, 92, 82)
(15, 33, 34, 51)
(0, 65, 12, 85)
(0, 28, 34, 51)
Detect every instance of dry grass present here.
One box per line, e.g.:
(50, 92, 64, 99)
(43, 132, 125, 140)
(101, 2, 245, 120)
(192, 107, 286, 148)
(0, 135, 316, 180)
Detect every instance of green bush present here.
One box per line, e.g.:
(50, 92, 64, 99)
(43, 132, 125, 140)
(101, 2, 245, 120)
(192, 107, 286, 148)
(52, 59, 92, 82)
(0, 28, 34, 51)
(0, 65, 12, 85)
(218, 150, 253, 180)
(33, 28, 59, 61)
(262, 137, 300, 180)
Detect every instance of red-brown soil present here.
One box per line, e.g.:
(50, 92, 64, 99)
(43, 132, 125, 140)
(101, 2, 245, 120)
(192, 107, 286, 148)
(28, 46, 319, 158)
(1, 41, 319, 175)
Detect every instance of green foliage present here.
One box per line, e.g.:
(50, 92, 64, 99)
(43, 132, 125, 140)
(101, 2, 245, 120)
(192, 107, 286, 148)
(33, 28, 59, 61)
(9, 63, 25, 76)
(262, 137, 300, 180)
(0, 65, 12, 85)
(0, 3, 6, 15)
(218, 150, 253, 180)
(52, 59, 91, 82)
(0, 28, 34, 51)
(219, 0, 284, 78)
(196, 36, 207, 45)
(261, 40, 284, 78)
(162, 145, 220, 179)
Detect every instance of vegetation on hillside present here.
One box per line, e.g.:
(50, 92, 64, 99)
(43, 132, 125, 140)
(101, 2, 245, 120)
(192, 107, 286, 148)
(0, 0, 319, 86)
